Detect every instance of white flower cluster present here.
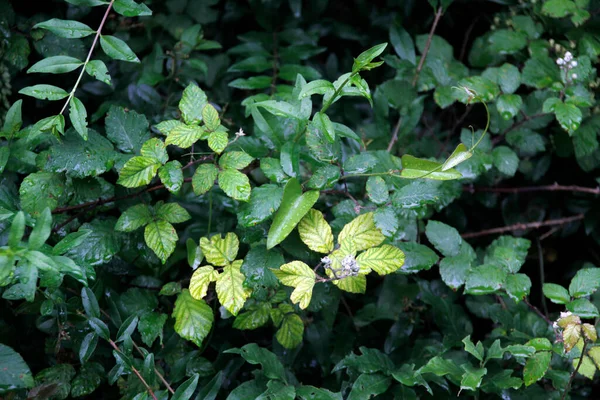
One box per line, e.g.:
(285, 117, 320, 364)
(556, 51, 578, 80)
(321, 254, 360, 279)
(553, 311, 573, 329)
(235, 128, 245, 137)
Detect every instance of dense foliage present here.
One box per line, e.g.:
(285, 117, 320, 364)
(2, 0, 600, 398)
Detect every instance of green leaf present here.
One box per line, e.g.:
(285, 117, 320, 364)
(44, 129, 115, 178)
(88, 317, 110, 340)
(460, 365, 486, 392)
(344, 153, 378, 175)
(522, 56, 560, 89)
(400, 155, 462, 180)
(28, 208, 52, 250)
(19, 172, 66, 216)
(52, 229, 91, 255)
(366, 176, 389, 205)
(505, 273, 532, 302)
(218, 169, 251, 202)
(229, 76, 272, 90)
(312, 112, 335, 143)
(542, 0, 577, 18)
(0, 147, 8, 174)
(78, 333, 98, 364)
(155, 202, 190, 224)
(115, 204, 152, 232)
(202, 104, 220, 131)
(219, 151, 254, 170)
(338, 212, 385, 252)
(8, 211, 25, 248)
(464, 265, 508, 295)
(297, 386, 342, 400)
(85, 60, 111, 85)
(172, 374, 199, 400)
(498, 63, 521, 94)
(27, 55, 82, 74)
(389, 24, 416, 65)
(117, 156, 160, 187)
(425, 220, 462, 257)
(543, 283, 571, 304)
(0, 344, 34, 391)
(267, 178, 319, 249)
(116, 315, 138, 342)
(144, 220, 177, 263)
(462, 335, 485, 362)
(492, 146, 519, 176)
(100, 35, 140, 63)
(298, 209, 334, 254)
(554, 101, 582, 134)
(138, 311, 167, 347)
(19, 84, 68, 100)
(105, 106, 150, 153)
(272, 261, 316, 309)
(353, 43, 388, 73)
(69, 97, 88, 140)
(64, 219, 121, 266)
(233, 303, 271, 330)
(237, 184, 283, 227)
(299, 79, 334, 98)
(30, 115, 65, 139)
(216, 260, 250, 316)
(140, 138, 168, 165)
(192, 164, 218, 195)
(276, 313, 304, 348)
(496, 94, 523, 120)
(261, 158, 288, 183)
(33, 18, 95, 38)
(200, 233, 239, 266)
(488, 29, 528, 55)
(524, 351, 551, 386)
(158, 161, 184, 193)
(567, 298, 599, 318)
(179, 84, 208, 125)
(172, 289, 214, 347)
(347, 373, 391, 400)
(81, 287, 100, 319)
(206, 132, 228, 158)
(224, 343, 286, 381)
(189, 266, 219, 300)
(569, 267, 600, 298)
(3, 100, 23, 134)
(113, 0, 152, 17)
(254, 100, 300, 119)
(356, 245, 405, 275)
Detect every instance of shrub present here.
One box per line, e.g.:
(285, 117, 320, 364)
(1, 0, 600, 398)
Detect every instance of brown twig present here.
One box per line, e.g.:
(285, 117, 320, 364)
(459, 17, 480, 62)
(492, 112, 548, 144)
(464, 183, 600, 196)
(386, 117, 402, 153)
(561, 340, 589, 400)
(536, 237, 549, 317)
(108, 339, 158, 400)
(412, 7, 444, 87)
(523, 298, 553, 326)
(461, 214, 584, 239)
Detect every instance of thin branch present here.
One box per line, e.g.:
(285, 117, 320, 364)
(464, 183, 600, 196)
(561, 340, 589, 400)
(132, 342, 175, 394)
(461, 214, 584, 239)
(523, 298, 553, 326)
(412, 7, 444, 87)
(459, 17, 479, 62)
(386, 117, 402, 152)
(59, 0, 115, 115)
(108, 339, 158, 400)
(493, 112, 548, 144)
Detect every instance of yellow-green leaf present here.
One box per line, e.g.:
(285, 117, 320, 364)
(172, 289, 213, 347)
(573, 355, 596, 380)
(192, 164, 218, 195)
(563, 323, 581, 352)
(356, 245, 405, 275)
(276, 313, 304, 349)
(144, 220, 177, 264)
(329, 273, 366, 294)
(117, 156, 160, 188)
(200, 233, 239, 266)
(271, 261, 316, 309)
(202, 104, 220, 131)
(338, 212, 385, 252)
(189, 266, 220, 300)
(583, 323, 598, 342)
(208, 130, 228, 153)
(215, 260, 251, 316)
(298, 209, 334, 254)
(400, 155, 463, 180)
(441, 143, 473, 171)
(166, 124, 206, 149)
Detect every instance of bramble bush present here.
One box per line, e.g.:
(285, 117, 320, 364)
(2, 0, 600, 398)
